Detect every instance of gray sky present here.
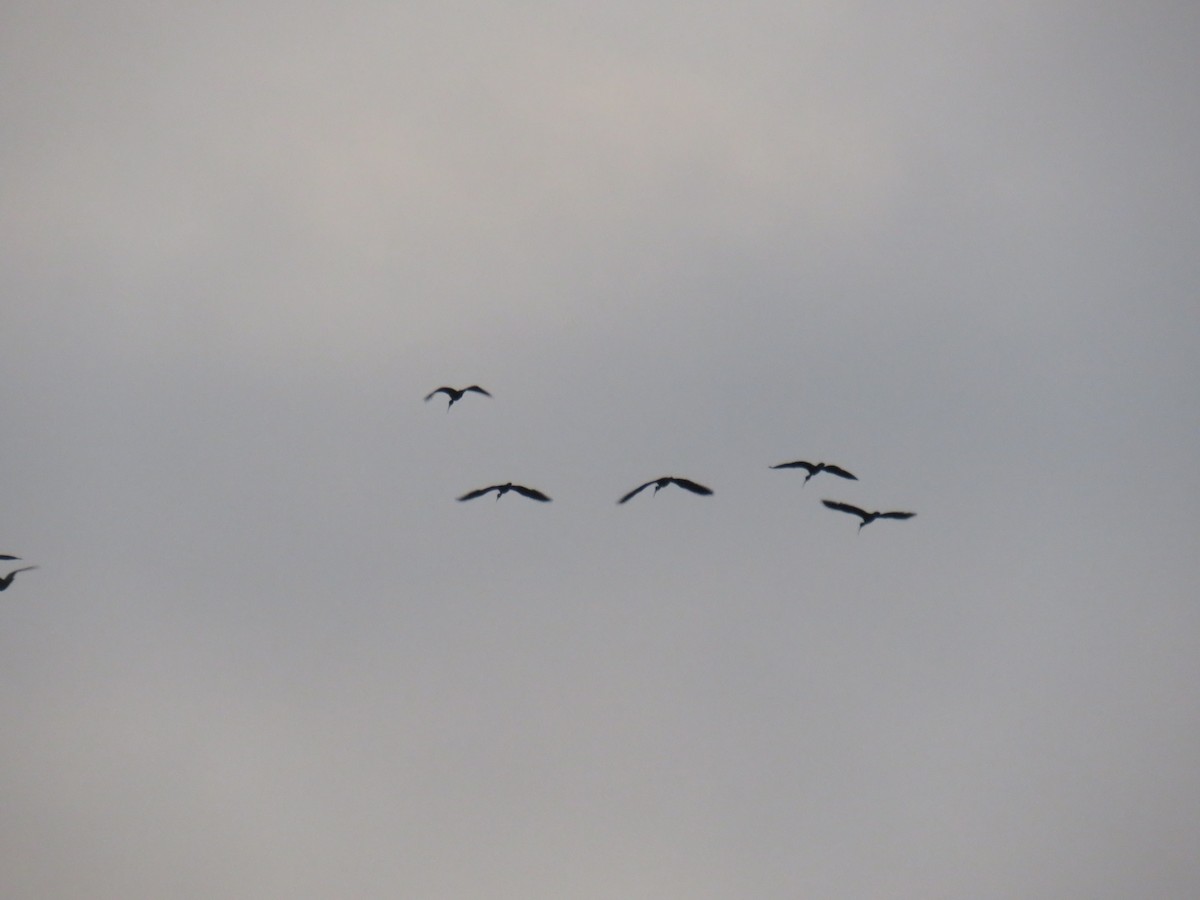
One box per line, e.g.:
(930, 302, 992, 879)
(2, 2, 1198, 897)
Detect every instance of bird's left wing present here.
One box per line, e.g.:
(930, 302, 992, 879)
(511, 485, 552, 502)
(822, 464, 857, 480)
(464, 385, 491, 396)
(878, 511, 915, 520)
(670, 478, 713, 495)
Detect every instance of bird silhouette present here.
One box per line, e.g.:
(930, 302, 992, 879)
(0, 554, 20, 561)
(0, 566, 37, 591)
(458, 482, 551, 502)
(822, 500, 915, 530)
(618, 476, 713, 504)
(770, 460, 857, 484)
(424, 385, 491, 409)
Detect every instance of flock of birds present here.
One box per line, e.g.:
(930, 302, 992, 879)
(426, 385, 916, 530)
(0, 554, 36, 593)
(1, 385, 912, 601)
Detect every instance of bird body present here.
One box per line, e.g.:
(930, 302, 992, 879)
(822, 500, 914, 530)
(770, 460, 857, 484)
(424, 385, 491, 408)
(618, 476, 713, 504)
(0, 566, 37, 591)
(458, 482, 551, 502)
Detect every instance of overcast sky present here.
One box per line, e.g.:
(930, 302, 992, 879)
(2, 2, 1198, 897)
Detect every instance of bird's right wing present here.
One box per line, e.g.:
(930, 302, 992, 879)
(457, 486, 496, 501)
(822, 500, 868, 519)
(879, 511, 916, 520)
(464, 385, 491, 396)
(424, 387, 452, 401)
(511, 485, 552, 502)
(770, 460, 815, 472)
(0, 555, 19, 560)
(617, 482, 653, 504)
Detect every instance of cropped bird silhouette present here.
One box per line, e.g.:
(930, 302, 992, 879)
(822, 500, 915, 530)
(0, 554, 20, 561)
(0, 566, 37, 591)
(458, 482, 551, 502)
(424, 385, 491, 409)
(770, 460, 857, 484)
(618, 476, 713, 504)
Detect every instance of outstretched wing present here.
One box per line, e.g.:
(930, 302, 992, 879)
(0, 555, 19, 560)
(0, 565, 37, 590)
(822, 499, 869, 520)
(878, 510, 915, 520)
(617, 481, 655, 504)
(463, 385, 491, 397)
(669, 477, 713, 496)
(457, 485, 497, 501)
(821, 464, 857, 481)
(770, 460, 816, 473)
(511, 484, 551, 502)
(424, 387, 454, 401)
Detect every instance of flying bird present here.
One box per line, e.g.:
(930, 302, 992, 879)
(770, 460, 857, 484)
(618, 476, 713, 504)
(458, 482, 551, 502)
(424, 385, 492, 409)
(822, 500, 915, 530)
(0, 566, 37, 591)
